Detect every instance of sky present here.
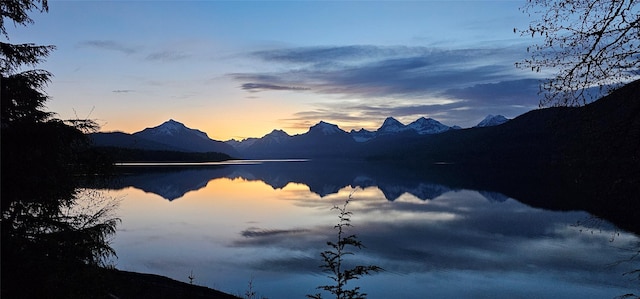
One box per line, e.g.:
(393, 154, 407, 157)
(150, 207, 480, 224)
(5, 0, 547, 140)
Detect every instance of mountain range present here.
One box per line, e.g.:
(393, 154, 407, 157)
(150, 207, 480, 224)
(90, 79, 639, 167)
(90, 114, 508, 159)
(223, 115, 504, 158)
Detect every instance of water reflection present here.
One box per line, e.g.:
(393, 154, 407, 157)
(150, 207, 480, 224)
(95, 161, 639, 298)
(100, 161, 499, 202)
(95, 160, 640, 234)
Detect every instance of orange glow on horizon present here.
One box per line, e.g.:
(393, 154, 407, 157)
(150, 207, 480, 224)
(89, 92, 427, 140)
(97, 115, 372, 141)
(96, 100, 312, 140)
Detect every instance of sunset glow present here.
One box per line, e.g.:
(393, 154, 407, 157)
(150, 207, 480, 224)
(10, 1, 545, 140)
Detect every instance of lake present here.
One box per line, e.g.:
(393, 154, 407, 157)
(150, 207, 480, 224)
(94, 160, 639, 298)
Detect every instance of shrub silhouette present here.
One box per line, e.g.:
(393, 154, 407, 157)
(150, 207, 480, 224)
(308, 193, 382, 299)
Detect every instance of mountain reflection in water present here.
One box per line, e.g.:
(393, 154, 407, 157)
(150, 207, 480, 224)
(93, 160, 639, 299)
(105, 161, 466, 201)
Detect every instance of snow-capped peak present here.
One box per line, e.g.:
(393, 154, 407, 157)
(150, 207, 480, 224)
(407, 117, 451, 134)
(145, 119, 210, 140)
(309, 121, 344, 135)
(155, 119, 184, 135)
(264, 129, 291, 139)
(350, 128, 376, 142)
(476, 115, 509, 127)
(262, 129, 292, 143)
(377, 117, 407, 133)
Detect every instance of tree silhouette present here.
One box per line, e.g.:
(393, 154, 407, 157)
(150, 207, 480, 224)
(308, 196, 383, 299)
(1, 0, 55, 125)
(1, 1, 120, 297)
(516, 0, 639, 107)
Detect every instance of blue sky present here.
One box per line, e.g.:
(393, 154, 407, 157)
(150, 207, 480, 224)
(6, 0, 545, 140)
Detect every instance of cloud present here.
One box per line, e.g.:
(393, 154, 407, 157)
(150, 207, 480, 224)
(78, 41, 192, 63)
(233, 45, 546, 128)
(146, 50, 190, 62)
(240, 227, 310, 238)
(238, 46, 533, 92)
(78, 40, 137, 55)
(112, 89, 135, 93)
(444, 78, 541, 106)
(250, 45, 409, 66)
(228, 190, 637, 287)
(235, 45, 532, 97)
(241, 83, 310, 92)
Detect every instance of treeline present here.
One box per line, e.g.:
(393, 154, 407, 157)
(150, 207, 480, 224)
(95, 146, 233, 162)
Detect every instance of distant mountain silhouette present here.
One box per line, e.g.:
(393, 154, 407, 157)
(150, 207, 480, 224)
(91, 119, 238, 157)
(226, 129, 291, 152)
(237, 121, 356, 159)
(229, 117, 461, 158)
(228, 116, 458, 153)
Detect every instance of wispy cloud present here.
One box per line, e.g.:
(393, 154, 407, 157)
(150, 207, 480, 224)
(240, 227, 310, 238)
(241, 83, 310, 92)
(146, 50, 190, 62)
(78, 40, 137, 55)
(79, 41, 193, 63)
(233, 45, 532, 98)
(112, 89, 135, 93)
(233, 45, 542, 128)
(251, 45, 401, 64)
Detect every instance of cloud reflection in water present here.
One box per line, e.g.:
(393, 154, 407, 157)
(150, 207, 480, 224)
(102, 162, 638, 299)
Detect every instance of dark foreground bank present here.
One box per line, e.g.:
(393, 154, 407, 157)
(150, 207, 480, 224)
(99, 268, 240, 299)
(1, 263, 240, 299)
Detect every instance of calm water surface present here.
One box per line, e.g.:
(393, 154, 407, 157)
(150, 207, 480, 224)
(98, 160, 639, 298)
